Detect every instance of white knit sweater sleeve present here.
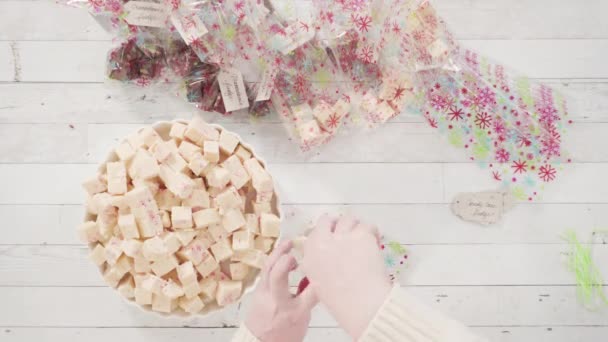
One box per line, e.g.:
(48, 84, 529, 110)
(359, 285, 487, 342)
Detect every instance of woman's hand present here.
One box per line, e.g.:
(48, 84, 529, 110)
(244, 241, 318, 342)
(301, 215, 392, 340)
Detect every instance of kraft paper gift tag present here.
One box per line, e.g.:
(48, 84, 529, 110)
(451, 191, 514, 225)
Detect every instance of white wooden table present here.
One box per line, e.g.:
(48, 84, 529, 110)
(1, 0, 608, 341)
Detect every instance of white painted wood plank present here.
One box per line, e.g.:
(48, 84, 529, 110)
(6, 40, 608, 82)
(4, 326, 608, 342)
(11, 41, 110, 82)
(2, 0, 608, 40)
(0, 164, 97, 205)
(1, 327, 351, 342)
(443, 163, 608, 204)
(2, 244, 605, 286)
(1, 286, 605, 326)
(0, 124, 87, 163)
(0, 42, 15, 81)
(3, 203, 608, 245)
(0, 1, 110, 41)
(1, 80, 606, 124)
(0, 163, 445, 205)
(3, 163, 608, 205)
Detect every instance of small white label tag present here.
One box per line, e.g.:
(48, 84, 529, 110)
(255, 67, 277, 102)
(124, 1, 168, 28)
(451, 191, 515, 225)
(171, 11, 208, 45)
(281, 22, 315, 55)
(218, 68, 250, 112)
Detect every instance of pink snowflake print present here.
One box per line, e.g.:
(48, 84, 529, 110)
(492, 171, 502, 181)
(360, 45, 374, 63)
(342, 94, 351, 103)
(474, 112, 492, 129)
(493, 120, 506, 135)
(168, 0, 180, 10)
(512, 159, 528, 174)
(448, 106, 464, 121)
(325, 113, 341, 129)
(88, 0, 104, 10)
(430, 94, 448, 111)
(539, 164, 556, 182)
(235, 0, 245, 11)
(393, 86, 407, 101)
(294, 73, 307, 94)
(495, 148, 510, 163)
(356, 15, 372, 32)
(392, 22, 401, 34)
(427, 117, 438, 128)
(183, 15, 198, 30)
(136, 77, 151, 87)
(538, 104, 559, 127)
(541, 137, 560, 158)
(300, 21, 310, 32)
(517, 135, 532, 148)
(475, 87, 495, 108)
(106, 0, 121, 13)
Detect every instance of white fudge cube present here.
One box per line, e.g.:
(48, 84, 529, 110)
(171, 206, 193, 229)
(169, 122, 187, 140)
(185, 116, 219, 144)
(232, 230, 254, 251)
(118, 214, 139, 239)
(229, 262, 249, 281)
(179, 295, 205, 313)
(209, 239, 234, 262)
(215, 186, 242, 212)
(125, 187, 163, 238)
(234, 145, 252, 161)
(178, 141, 203, 162)
(222, 208, 246, 233)
(159, 164, 195, 199)
(195, 250, 219, 277)
(256, 188, 274, 203)
(254, 236, 275, 253)
(142, 236, 168, 261)
(132, 178, 160, 196)
(260, 213, 281, 238)
(134, 255, 151, 273)
(222, 155, 250, 190)
(163, 232, 182, 254)
(96, 202, 118, 239)
(199, 277, 218, 302)
(139, 127, 162, 148)
(151, 254, 179, 277)
(152, 293, 178, 313)
(188, 153, 211, 176)
(151, 140, 177, 162)
(216, 280, 242, 306)
(82, 176, 107, 196)
(117, 277, 135, 299)
(128, 149, 160, 180)
(163, 152, 189, 173)
(178, 236, 213, 264)
(141, 274, 166, 294)
(182, 188, 210, 210)
(175, 229, 197, 245)
(245, 214, 259, 235)
(193, 208, 220, 228)
(78, 221, 100, 243)
(115, 141, 136, 161)
(218, 131, 240, 154)
(161, 280, 185, 299)
(208, 224, 228, 242)
(121, 239, 142, 257)
(104, 237, 123, 265)
(203, 141, 220, 163)
(176, 261, 198, 285)
(127, 131, 145, 149)
(182, 280, 202, 299)
(87, 192, 112, 215)
(253, 202, 272, 215)
(110, 195, 129, 213)
(232, 249, 266, 269)
(89, 243, 106, 266)
(134, 287, 153, 306)
(243, 158, 273, 192)
(154, 189, 181, 211)
(161, 210, 171, 228)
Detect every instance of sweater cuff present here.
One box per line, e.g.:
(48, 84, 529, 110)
(231, 324, 261, 342)
(359, 285, 482, 342)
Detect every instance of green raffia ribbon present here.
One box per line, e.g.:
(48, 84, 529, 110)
(562, 230, 608, 309)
